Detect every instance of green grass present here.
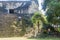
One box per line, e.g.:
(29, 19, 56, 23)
(28, 37, 60, 40)
(28, 38, 60, 40)
(0, 37, 60, 40)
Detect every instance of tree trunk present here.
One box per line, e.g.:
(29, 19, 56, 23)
(38, 21, 39, 33)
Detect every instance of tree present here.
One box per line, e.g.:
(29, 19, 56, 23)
(31, 11, 47, 37)
(42, 0, 54, 10)
(46, 1, 60, 24)
(45, 0, 60, 32)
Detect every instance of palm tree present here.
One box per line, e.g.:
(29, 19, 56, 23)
(31, 11, 47, 37)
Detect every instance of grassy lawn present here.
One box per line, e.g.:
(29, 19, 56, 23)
(28, 38, 60, 40)
(0, 37, 60, 40)
(28, 37, 60, 40)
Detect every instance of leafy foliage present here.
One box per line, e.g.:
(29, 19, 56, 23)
(31, 12, 48, 24)
(43, 0, 60, 33)
(46, 0, 60, 24)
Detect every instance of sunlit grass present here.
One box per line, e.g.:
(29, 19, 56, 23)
(0, 37, 60, 40)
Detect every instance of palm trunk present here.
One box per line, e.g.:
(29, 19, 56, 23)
(38, 21, 39, 33)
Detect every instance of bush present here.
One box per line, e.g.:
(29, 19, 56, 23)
(58, 27, 60, 32)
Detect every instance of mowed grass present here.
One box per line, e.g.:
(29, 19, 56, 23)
(28, 37, 60, 40)
(0, 37, 60, 40)
(28, 38, 60, 40)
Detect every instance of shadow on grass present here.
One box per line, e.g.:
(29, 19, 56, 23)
(28, 35, 60, 40)
(28, 37, 60, 40)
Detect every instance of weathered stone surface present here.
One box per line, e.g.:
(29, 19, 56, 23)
(0, 0, 39, 14)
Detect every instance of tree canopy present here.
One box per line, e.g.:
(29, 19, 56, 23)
(42, 0, 60, 24)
